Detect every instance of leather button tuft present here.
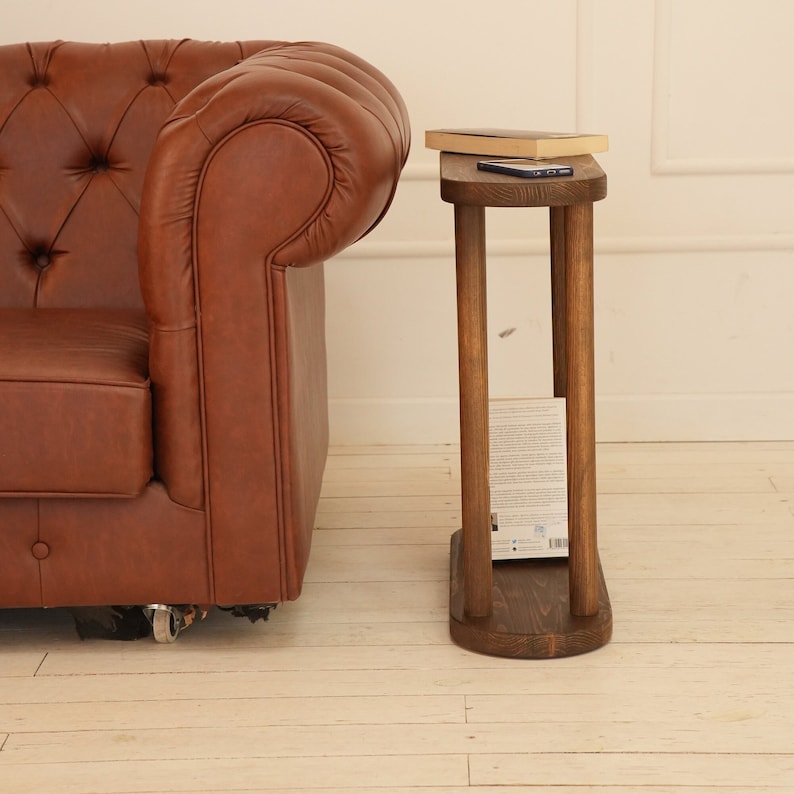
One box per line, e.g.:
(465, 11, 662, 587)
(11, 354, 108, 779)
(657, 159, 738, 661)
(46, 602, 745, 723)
(148, 73, 167, 86)
(31, 541, 50, 560)
(34, 253, 50, 270)
(91, 158, 109, 174)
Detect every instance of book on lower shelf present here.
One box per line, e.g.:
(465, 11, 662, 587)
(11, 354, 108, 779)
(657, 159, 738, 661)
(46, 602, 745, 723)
(489, 398, 569, 561)
(425, 127, 608, 158)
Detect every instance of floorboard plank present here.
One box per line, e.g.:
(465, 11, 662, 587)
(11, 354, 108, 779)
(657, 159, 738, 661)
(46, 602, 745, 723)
(0, 755, 470, 792)
(3, 717, 793, 761)
(469, 752, 794, 788)
(1, 441, 792, 792)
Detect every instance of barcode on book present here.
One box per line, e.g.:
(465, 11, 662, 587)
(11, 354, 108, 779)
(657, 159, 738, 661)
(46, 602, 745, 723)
(549, 538, 569, 550)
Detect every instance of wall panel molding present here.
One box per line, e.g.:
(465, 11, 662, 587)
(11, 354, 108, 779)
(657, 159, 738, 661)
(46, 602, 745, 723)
(338, 233, 794, 260)
(651, 0, 794, 175)
(575, 0, 598, 131)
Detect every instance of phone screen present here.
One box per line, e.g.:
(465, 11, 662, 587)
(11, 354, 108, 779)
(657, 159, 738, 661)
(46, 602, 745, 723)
(484, 160, 569, 171)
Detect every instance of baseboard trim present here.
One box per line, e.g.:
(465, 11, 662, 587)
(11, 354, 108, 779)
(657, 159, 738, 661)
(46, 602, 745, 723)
(329, 394, 794, 445)
(329, 398, 459, 446)
(595, 393, 794, 442)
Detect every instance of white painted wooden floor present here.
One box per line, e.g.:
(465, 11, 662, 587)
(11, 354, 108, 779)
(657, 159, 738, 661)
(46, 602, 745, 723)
(1, 442, 793, 792)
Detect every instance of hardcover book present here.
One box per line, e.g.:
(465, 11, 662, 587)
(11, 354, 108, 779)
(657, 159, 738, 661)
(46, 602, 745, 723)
(425, 127, 608, 158)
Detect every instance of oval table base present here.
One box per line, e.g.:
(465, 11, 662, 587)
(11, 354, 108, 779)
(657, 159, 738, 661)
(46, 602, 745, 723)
(449, 529, 613, 659)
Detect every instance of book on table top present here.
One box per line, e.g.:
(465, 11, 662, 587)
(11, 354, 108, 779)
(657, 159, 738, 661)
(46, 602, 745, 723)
(425, 128, 608, 158)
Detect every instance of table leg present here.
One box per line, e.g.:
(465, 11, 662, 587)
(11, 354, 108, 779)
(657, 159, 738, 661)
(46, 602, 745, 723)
(454, 203, 492, 618)
(564, 203, 599, 617)
(550, 207, 567, 398)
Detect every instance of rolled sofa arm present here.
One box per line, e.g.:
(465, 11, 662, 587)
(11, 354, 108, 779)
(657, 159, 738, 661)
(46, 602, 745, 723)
(137, 42, 410, 514)
(141, 40, 409, 271)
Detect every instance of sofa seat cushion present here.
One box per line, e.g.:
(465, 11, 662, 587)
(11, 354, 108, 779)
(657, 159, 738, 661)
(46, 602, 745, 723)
(0, 309, 153, 497)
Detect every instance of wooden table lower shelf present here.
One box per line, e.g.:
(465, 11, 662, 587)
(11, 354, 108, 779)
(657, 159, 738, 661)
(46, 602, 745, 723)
(449, 529, 613, 659)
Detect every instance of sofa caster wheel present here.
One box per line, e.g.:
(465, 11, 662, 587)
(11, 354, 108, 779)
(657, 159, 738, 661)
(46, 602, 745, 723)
(145, 604, 183, 643)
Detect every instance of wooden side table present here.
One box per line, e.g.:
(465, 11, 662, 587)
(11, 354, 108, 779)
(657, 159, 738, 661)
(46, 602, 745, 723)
(440, 152, 612, 658)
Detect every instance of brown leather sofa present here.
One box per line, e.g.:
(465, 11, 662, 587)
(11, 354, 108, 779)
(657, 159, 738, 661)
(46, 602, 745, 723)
(0, 39, 410, 640)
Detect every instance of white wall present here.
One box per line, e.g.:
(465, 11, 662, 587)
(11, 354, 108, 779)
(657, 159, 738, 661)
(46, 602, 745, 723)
(5, 0, 794, 444)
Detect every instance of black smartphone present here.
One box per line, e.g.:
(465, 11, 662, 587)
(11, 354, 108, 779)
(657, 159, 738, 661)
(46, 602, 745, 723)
(477, 159, 574, 178)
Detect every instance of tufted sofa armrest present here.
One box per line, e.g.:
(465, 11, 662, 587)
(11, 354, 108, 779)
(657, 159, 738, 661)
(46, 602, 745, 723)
(138, 41, 410, 511)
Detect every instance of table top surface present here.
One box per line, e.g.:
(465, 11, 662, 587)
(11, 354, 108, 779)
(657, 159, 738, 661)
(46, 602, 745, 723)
(439, 153, 607, 208)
